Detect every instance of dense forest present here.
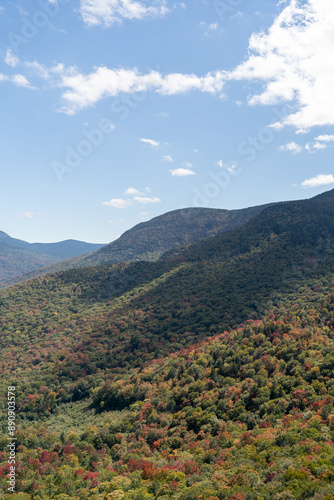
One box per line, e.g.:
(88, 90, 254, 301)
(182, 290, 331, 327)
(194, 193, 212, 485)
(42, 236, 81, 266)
(1, 190, 334, 499)
(3, 204, 276, 289)
(0, 233, 104, 288)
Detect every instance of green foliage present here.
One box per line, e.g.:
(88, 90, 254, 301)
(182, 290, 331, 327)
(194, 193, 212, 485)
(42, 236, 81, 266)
(1, 190, 334, 497)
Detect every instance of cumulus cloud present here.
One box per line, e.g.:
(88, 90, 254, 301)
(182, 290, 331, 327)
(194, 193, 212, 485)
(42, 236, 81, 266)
(0, 72, 32, 88)
(12, 0, 334, 133)
(315, 134, 334, 142)
(217, 160, 238, 173)
(170, 168, 196, 177)
(102, 194, 160, 209)
(39, 65, 225, 114)
(162, 155, 174, 162)
(102, 198, 133, 209)
(11, 74, 32, 88)
(17, 212, 39, 219)
(278, 141, 303, 154)
(5, 49, 19, 68)
(226, 0, 334, 130)
(124, 187, 141, 195)
(80, 0, 169, 26)
(140, 138, 160, 148)
(302, 174, 334, 188)
(133, 196, 160, 204)
(312, 142, 327, 150)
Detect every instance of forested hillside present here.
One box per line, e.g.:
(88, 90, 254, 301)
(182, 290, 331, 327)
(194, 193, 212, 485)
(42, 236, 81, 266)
(0, 232, 104, 259)
(0, 243, 60, 286)
(0, 190, 334, 498)
(0, 232, 104, 287)
(3, 204, 276, 288)
(77, 204, 276, 266)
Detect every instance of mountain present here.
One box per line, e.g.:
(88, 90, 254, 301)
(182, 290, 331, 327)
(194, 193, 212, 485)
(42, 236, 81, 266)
(0, 243, 61, 285)
(1, 189, 334, 379)
(77, 205, 277, 266)
(0, 231, 104, 286)
(0, 231, 104, 258)
(1, 189, 334, 498)
(0, 204, 277, 288)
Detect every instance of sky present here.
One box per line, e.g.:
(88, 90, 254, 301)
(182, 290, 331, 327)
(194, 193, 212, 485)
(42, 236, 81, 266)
(0, 0, 334, 243)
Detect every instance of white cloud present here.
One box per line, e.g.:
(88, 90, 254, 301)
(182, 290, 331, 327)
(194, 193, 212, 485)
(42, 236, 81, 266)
(313, 142, 327, 150)
(80, 0, 169, 27)
(278, 141, 303, 154)
(0, 72, 32, 88)
(184, 162, 193, 168)
(140, 138, 160, 148)
(170, 168, 196, 177)
(103, 194, 160, 208)
(24, 61, 52, 79)
(44, 65, 225, 114)
(124, 187, 141, 195)
(226, 0, 334, 130)
(302, 174, 334, 188)
(162, 155, 174, 162)
(17, 212, 39, 219)
(133, 196, 160, 204)
(12, 74, 32, 88)
(102, 198, 133, 209)
(15, 0, 334, 129)
(217, 160, 238, 173)
(5, 49, 19, 68)
(315, 134, 334, 142)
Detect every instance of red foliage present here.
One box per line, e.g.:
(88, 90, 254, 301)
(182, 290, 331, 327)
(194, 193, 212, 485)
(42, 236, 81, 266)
(142, 462, 155, 480)
(83, 471, 99, 481)
(228, 494, 245, 500)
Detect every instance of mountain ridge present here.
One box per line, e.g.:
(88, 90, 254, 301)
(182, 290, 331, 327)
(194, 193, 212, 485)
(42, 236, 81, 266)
(0, 232, 105, 286)
(0, 202, 282, 288)
(1, 189, 334, 498)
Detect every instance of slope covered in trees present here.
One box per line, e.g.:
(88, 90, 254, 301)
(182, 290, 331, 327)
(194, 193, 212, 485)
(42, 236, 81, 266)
(1, 189, 334, 498)
(0, 243, 60, 286)
(1, 273, 334, 498)
(77, 204, 276, 266)
(4, 204, 276, 288)
(0, 232, 104, 287)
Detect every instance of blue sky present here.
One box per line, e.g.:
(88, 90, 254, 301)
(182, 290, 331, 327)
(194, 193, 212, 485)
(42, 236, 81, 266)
(0, 0, 333, 243)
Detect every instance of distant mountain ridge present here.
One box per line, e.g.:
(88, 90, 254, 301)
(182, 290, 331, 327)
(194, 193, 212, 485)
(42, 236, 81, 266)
(0, 232, 104, 286)
(0, 231, 104, 258)
(0, 203, 278, 287)
(80, 204, 278, 266)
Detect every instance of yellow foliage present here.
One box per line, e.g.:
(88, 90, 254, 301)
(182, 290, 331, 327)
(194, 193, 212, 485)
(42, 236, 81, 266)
(106, 490, 125, 500)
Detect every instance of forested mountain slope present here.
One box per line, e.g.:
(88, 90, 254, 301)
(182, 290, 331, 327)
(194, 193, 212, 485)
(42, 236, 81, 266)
(0, 231, 104, 259)
(0, 231, 104, 286)
(1, 204, 276, 288)
(0, 189, 333, 387)
(0, 243, 61, 285)
(76, 204, 276, 266)
(1, 190, 334, 498)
